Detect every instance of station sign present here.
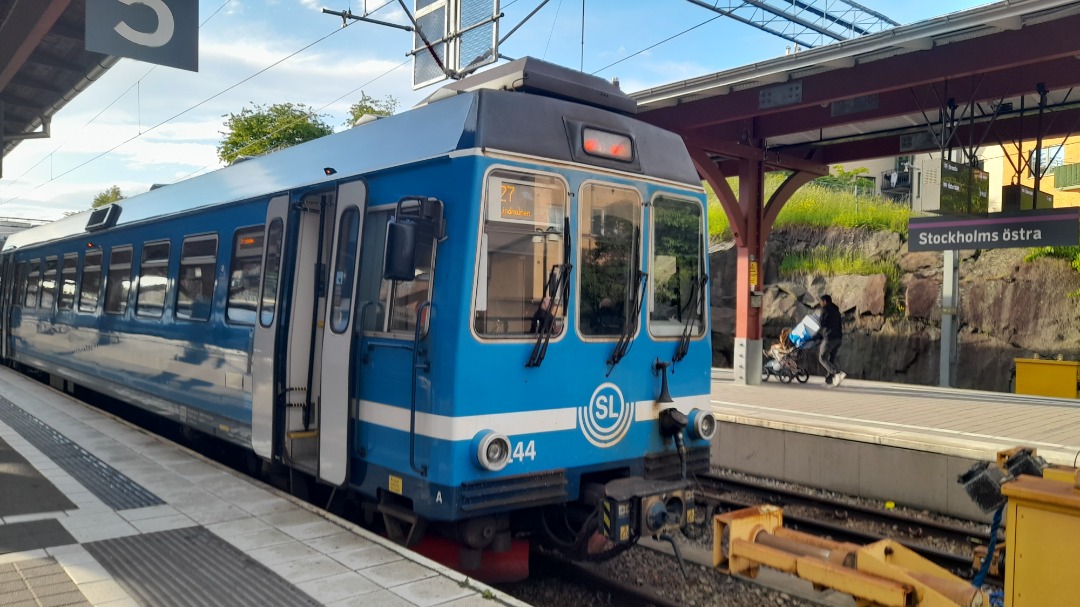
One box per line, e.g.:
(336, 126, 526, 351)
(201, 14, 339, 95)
(86, 0, 198, 72)
(908, 208, 1080, 252)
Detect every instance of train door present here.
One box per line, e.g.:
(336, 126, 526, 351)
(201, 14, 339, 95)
(0, 255, 11, 359)
(318, 180, 367, 485)
(251, 187, 337, 469)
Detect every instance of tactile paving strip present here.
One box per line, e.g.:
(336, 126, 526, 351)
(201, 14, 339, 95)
(0, 396, 163, 511)
(85, 527, 320, 607)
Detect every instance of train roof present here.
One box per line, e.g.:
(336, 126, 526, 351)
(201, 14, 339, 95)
(4, 59, 699, 253)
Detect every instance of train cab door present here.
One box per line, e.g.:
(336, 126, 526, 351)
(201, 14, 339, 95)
(317, 180, 367, 486)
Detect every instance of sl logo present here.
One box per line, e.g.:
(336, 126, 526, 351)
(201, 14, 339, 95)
(578, 383, 634, 448)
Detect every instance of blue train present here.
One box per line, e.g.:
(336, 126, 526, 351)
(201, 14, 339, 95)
(0, 58, 714, 562)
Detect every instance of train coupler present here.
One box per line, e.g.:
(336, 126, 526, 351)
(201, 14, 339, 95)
(597, 477, 695, 544)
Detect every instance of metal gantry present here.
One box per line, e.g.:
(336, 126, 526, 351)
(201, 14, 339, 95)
(686, 0, 899, 49)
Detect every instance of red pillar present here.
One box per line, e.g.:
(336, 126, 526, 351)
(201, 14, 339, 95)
(733, 158, 765, 383)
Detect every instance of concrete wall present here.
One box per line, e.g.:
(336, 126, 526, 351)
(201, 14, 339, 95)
(712, 422, 992, 523)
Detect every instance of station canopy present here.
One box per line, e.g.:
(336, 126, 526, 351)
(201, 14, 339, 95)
(633, 0, 1080, 175)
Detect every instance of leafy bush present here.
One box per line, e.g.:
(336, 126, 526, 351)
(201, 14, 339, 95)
(1025, 245, 1080, 296)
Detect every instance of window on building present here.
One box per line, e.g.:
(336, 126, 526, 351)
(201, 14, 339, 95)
(1029, 145, 1065, 178)
(177, 235, 218, 321)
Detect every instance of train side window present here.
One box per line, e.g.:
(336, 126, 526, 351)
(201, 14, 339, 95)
(578, 183, 642, 338)
(329, 207, 360, 334)
(40, 257, 57, 310)
(473, 169, 568, 337)
(137, 241, 171, 318)
(105, 246, 133, 315)
(356, 209, 390, 332)
(227, 226, 263, 325)
(258, 219, 285, 328)
(22, 261, 38, 308)
(58, 254, 78, 311)
(177, 234, 218, 321)
(648, 196, 705, 338)
(79, 250, 103, 313)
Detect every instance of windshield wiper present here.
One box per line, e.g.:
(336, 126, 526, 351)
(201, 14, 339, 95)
(673, 273, 708, 363)
(606, 227, 646, 375)
(606, 269, 647, 375)
(526, 218, 572, 368)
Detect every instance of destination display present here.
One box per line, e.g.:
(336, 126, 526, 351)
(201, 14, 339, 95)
(489, 177, 564, 227)
(908, 208, 1080, 252)
(939, 159, 989, 214)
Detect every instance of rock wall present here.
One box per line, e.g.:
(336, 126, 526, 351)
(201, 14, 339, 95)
(710, 227, 1080, 392)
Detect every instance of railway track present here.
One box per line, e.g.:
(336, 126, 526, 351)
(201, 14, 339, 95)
(697, 471, 995, 579)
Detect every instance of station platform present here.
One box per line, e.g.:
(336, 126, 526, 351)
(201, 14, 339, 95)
(0, 366, 528, 607)
(709, 368, 1080, 522)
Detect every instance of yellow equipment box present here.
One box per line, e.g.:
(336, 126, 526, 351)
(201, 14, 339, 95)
(1014, 358, 1079, 398)
(1001, 474, 1080, 606)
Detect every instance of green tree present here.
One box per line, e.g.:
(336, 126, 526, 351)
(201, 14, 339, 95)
(815, 165, 876, 193)
(344, 92, 399, 127)
(217, 102, 334, 164)
(92, 185, 125, 208)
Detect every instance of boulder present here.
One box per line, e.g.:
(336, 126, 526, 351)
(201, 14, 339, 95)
(904, 277, 940, 321)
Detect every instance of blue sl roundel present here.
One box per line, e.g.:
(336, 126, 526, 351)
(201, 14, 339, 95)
(578, 382, 634, 448)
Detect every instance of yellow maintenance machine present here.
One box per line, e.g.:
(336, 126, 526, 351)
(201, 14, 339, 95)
(712, 505, 986, 606)
(712, 447, 1080, 606)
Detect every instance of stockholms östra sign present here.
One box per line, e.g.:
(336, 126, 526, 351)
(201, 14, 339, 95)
(908, 208, 1080, 252)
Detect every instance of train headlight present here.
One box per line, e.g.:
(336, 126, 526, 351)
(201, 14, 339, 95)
(688, 409, 717, 441)
(473, 430, 511, 472)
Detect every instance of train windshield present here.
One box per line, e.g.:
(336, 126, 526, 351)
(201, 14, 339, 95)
(649, 196, 706, 337)
(578, 183, 642, 338)
(473, 169, 568, 338)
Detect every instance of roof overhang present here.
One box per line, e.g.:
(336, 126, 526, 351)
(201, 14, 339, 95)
(1, 0, 118, 164)
(634, 0, 1080, 171)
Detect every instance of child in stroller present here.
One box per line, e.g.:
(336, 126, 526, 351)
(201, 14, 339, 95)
(762, 326, 818, 383)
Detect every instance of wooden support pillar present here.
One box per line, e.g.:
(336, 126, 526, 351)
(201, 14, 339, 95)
(734, 158, 765, 384)
(688, 138, 826, 385)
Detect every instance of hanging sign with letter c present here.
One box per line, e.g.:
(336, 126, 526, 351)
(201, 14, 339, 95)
(86, 0, 198, 72)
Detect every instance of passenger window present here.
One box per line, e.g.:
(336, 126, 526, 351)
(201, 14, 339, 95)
(330, 208, 361, 334)
(177, 234, 218, 321)
(227, 226, 263, 325)
(649, 196, 706, 338)
(58, 255, 78, 311)
(19, 261, 35, 308)
(40, 257, 57, 310)
(105, 247, 133, 315)
(578, 183, 642, 338)
(473, 170, 568, 337)
(79, 251, 103, 313)
(137, 241, 171, 317)
(24, 259, 40, 308)
(14, 262, 26, 307)
(258, 220, 284, 328)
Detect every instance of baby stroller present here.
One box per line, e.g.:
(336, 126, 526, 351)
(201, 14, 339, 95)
(762, 315, 821, 384)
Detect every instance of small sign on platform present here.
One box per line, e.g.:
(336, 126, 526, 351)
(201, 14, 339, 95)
(908, 208, 1080, 252)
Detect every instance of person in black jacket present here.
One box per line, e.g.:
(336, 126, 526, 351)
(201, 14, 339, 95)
(818, 294, 846, 386)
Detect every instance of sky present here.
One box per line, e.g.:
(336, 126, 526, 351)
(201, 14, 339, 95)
(0, 0, 989, 220)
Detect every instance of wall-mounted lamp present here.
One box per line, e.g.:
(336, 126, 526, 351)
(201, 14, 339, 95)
(324, 167, 337, 176)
